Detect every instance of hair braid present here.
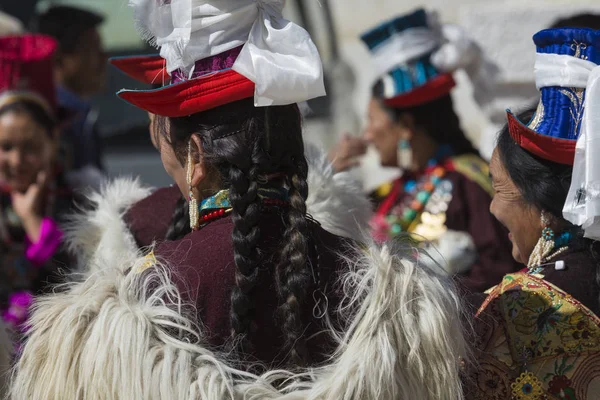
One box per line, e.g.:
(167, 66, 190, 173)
(163, 100, 316, 364)
(275, 155, 312, 366)
(228, 137, 263, 352)
(165, 196, 191, 241)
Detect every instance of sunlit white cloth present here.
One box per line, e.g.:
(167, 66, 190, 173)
(128, 0, 325, 106)
(369, 11, 499, 106)
(543, 53, 600, 240)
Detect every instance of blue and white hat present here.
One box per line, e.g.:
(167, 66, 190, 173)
(360, 8, 497, 108)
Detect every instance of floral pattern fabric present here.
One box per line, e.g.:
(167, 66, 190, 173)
(467, 272, 600, 399)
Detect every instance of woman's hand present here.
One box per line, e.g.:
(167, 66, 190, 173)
(328, 133, 368, 172)
(11, 171, 48, 242)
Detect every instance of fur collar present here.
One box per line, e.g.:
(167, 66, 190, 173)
(12, 151, 467, 400)
(65, 147, 371, 267)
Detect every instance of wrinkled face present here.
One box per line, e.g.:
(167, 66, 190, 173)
(61, 29, 107, 96)
(148, 113, 187, 197)
(0, 111, 54, 193)
(363, 98, 402, 167)
(489, 148, 541, 265)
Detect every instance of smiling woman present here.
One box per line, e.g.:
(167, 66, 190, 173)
(0, 99, 56, 193)
(490, 108, 575, 266)
(466, 28, 600, 399)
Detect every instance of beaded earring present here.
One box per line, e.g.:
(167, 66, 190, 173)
(187, 140, 199, 231)
(527, 211, 568, 271)
(397, 139, 412, 170)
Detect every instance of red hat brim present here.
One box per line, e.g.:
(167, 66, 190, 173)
(507, 111, 576, 165)
(383, 73, 456, 109)
(110, 55, 170, 86)
(118, 69, 255, 117)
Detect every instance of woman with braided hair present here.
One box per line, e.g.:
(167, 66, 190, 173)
(11, 1, 468, 399)
(132, 97, 347, 366)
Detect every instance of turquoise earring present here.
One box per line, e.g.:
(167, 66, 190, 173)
(397, 139, 412, 169)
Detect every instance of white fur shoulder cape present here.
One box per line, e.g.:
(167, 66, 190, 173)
(10, 149, 467, 400)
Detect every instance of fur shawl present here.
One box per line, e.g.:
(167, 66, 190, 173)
(9, 148, 467, 400)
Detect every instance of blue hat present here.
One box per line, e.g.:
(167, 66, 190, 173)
(508, 28, 600, 165)
(360, 9, 455, 108)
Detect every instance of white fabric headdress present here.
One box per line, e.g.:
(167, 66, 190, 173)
(548, 53, 600, 240)
(129, 0, 325, 106)
(369, 11, 499, 107)
(0, 11, 23, 37)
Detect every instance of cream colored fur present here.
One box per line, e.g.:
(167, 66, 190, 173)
(63, 177, 151, 272)
(305, 144, 372, 240)
(10, 154, 466, 400)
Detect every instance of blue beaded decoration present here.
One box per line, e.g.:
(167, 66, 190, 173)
(542, 227, 555, 241)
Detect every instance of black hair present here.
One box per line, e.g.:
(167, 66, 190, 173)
(496, 108, 573, 222)
(551, 13, 600, 30)
(159, 98, 313, 366)
(0, 99, 56, 136)
(372, 82, 478, 156)
(35, 6, 104, 54)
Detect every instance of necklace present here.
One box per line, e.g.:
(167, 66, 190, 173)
(527, 230, 574, 274)
(372, 166, 447, 241)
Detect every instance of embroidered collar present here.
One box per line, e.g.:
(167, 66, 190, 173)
(200, 187, 289, 212)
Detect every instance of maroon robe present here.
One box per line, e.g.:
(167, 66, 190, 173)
(125, 186, 349, 367)
(373, 168, 521, 293)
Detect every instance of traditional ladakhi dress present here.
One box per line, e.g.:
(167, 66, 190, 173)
(370, 151, 519, 292)
(465, 28, 600, 399)
(359, 9, 519, 292)
(125, 172, 354, 366)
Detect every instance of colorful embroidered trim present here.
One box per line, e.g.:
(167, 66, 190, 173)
(199, 187, 289, 212)
(449, 154, 494, 197)
(371, 166, 447, 242)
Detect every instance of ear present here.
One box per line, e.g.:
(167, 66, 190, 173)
(189, 134, 207, 188)
(396, 112, 416, 141)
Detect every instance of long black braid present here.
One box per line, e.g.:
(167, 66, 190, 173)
(227, 136, 262, 350)
(275, 158, 312, 366)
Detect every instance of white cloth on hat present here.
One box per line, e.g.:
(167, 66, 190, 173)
(544, 53, 600, 240)
(370, 27, 441, 79)
(536, 53, 600, 240)
(431, 24, 500, 107)
(534, 53, 596, 89)
(0, 11, 23, 37)
(128, 0, 325, 107)
(368, 11, 499, 107)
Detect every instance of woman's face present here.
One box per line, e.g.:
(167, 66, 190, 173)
(363, 98, 403, 167)
(489, 148, 541, 265)
(0, 110, 54, 193)
(149, 113, 187, 197)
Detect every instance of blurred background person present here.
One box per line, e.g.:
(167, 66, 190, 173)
(0, 34, 76, 338)
(34, 5, 107, 190)
(330, 9, 519, 293)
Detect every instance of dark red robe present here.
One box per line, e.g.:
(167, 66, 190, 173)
(125, 186, 350, 368)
